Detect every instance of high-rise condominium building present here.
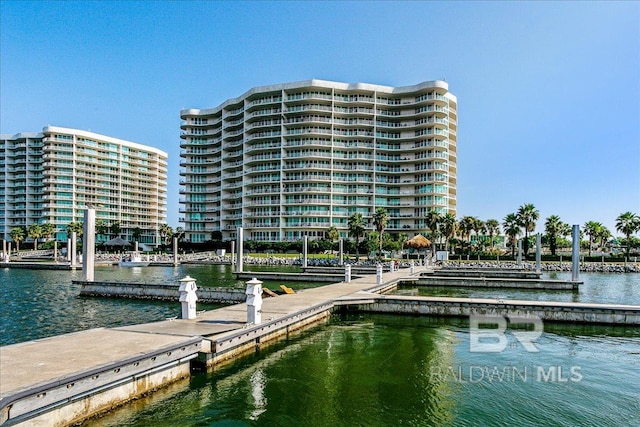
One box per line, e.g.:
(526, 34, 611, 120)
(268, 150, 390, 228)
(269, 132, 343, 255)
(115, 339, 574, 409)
(0, 126, 168, 246)
(180, 79, 457, 243)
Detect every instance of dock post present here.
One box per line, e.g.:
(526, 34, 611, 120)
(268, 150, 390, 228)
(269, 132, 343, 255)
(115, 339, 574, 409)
(82, 207, 95, 282)
(236, 227, 244, 273)
(67, 238, 71, 262)
(339, 239, 344, 266)
(535, 233, 541, 275)
(410, 261, 415, 274)
(173, 236, 178, 266)
(246, 278, 263, 324)
(517, 240, 522, 267)
(303, 235, 308, 269)
(70, 232, 77, 267)
(179, 276, 198, 319)
(376, 264, 383, 285)
(389, 260, 394, 273)
(572, 224, 580, 282)
(345, 264, 351, 283)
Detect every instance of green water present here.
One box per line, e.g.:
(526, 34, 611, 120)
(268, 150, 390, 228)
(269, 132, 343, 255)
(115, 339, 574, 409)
(2, 268, 640, 426)
(86, 314, 640, 427)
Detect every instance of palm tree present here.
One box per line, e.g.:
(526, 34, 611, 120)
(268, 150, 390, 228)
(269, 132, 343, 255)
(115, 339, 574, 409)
(615, 211, 640, 258)
(110, 221, 121, 239)
(347, 212, 366, 260)
(502, 213, 521, 258)
(472, 218, 485, 250)
(132, 227, 142, 243)
(175, 227, 185, 243)
(325, 226, 339, 255)
(425, 211, 442, 253)
(372, 207, 389, 257)
(10, 227, 26, 253)
(440, 213, 457, 252)
(66, 221, 84, 238)
(459, 216, 476, 254)
(28, 224, 43, 251)
(96, 220, 109, 242)
(485, 219, 500, 249)
(41, 222, 56, 243)
(597, 226, 612, 251)
(584, 221, 603, 257)
(158, 223, 174, 246)
(398, 232, 408, 258)
(545, 215, 567, 256)
(516, 203, 539, 257)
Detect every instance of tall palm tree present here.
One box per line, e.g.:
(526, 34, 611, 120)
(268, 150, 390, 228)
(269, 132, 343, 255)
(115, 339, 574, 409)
(66, 221, 84, 237)
(459, 216, 476, 254)
(425, 211, 442, 253)
(41, 222, 56, 244)
(516, 203, 539, 257)
(110, 221, 121, 239)
(440, 213, 457, 252)
(158, 223, 173, 246)
(472, 218, 485, 250)
(348, 213, 366, 260)
(597, 226, 612, 251)
(28, 224, 43, 251)
(325, 226, 340, 256)
(485, 219, 500, 249)
(615, 211, 640, 258)
(132, 227, 142, 243)
(584, 221, 603, 257)
(372, 207, 389, 257)
(545, 215, 567, 256)
(96, 220, 109, 242)
(175, 227, 185, 243)
(10, 226, 26, 253)
(502, 213, 521, 258)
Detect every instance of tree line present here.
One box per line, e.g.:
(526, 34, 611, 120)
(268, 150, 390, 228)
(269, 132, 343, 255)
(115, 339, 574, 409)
(7, 221, 184, 252)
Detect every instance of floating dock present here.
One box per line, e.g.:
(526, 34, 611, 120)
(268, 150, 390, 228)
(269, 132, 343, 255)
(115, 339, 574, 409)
(1, 267, 637, 426)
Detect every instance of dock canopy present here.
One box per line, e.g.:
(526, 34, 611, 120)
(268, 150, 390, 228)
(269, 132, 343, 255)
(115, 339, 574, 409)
(104, 237, 131, 247)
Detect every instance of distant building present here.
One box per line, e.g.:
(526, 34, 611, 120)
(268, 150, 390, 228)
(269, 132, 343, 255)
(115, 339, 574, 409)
(0, 126, 168, 246)
(180, 79, 457, 243)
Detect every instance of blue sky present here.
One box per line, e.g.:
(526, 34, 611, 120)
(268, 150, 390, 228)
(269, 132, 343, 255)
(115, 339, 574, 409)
(1, 1, 638, 235)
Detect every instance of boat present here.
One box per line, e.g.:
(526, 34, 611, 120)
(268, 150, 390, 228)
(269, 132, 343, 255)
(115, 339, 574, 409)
(118, 252, 151, 267)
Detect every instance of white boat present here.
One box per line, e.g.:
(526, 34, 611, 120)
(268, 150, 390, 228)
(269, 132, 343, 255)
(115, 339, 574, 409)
(118, 252, 151, 267)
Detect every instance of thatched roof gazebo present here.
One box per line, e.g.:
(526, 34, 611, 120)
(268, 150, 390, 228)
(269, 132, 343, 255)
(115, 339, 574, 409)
(404, 234, 431, 249)
(104, 237, 131, 247)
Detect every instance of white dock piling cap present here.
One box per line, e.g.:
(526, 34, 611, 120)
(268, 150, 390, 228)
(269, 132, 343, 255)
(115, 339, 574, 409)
(247, 277, 263, 285)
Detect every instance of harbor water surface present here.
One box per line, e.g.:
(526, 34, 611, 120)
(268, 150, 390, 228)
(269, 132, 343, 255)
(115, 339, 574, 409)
(1, 266, 639, 426)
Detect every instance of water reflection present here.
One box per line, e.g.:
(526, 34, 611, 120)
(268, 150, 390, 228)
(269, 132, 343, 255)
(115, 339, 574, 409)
(84, 314, 640, 427)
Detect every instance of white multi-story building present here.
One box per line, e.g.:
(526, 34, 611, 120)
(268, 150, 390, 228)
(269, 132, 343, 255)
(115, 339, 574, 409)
(0, 126, 168, 246)
(179, 79, 457, 243)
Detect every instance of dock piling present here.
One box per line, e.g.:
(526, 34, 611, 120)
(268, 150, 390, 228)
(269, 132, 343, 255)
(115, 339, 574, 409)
(345, 264, 351, 283)
(246, 278, 263, 324)
(179, 276, 198, 319)
(535, 233, 541, 275)
(82, 207, 95, 282)
(572, 225, 580, 282)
